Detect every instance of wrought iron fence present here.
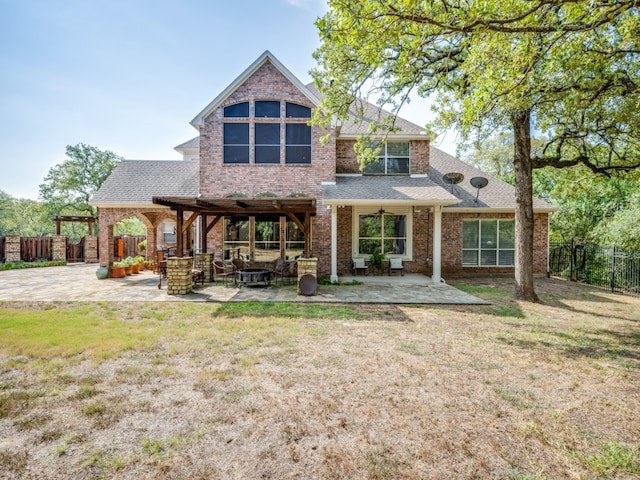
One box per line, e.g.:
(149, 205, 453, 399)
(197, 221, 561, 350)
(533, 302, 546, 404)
(549, 240, 640, 296)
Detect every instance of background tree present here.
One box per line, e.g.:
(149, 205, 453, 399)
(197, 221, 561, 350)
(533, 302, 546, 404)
(39, 143, 121, 217)
(312, 0, 640, 301)
(0, 190, 50, 237)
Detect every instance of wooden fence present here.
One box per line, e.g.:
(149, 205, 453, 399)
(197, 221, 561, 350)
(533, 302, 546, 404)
(113, 235, 146, 260)
(66, 237, 85, 263)
(21, 237, 52, 262)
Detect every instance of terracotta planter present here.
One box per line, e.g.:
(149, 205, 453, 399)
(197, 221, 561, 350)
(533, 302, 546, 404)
(131, 263, 141, 274)
(109, 266, 126, 278)
(124, 265, 133, 276)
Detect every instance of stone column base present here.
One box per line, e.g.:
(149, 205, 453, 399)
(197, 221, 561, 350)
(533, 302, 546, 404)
(52, 235, 66, 262)
(297, 257, 318, 295)
(4, 235, 21, 262)
(167, 257, 193, 295)
(84, 235, 99, 263)
(195, 253, 214, 283)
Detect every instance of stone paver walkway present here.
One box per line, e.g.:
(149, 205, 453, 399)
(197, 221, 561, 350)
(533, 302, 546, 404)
(0, 264, 489, 304)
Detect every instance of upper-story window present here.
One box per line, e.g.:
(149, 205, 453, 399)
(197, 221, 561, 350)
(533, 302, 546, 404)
(223, 102, 249, 118)
(362, 142, 410, 175)
(223, 101, 311, 165)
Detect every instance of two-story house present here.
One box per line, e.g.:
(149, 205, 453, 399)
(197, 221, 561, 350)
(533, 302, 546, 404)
(91, 51, 555, 283)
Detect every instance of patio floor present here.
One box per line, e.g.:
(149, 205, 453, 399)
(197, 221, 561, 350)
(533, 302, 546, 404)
(0, 264, 489, 304)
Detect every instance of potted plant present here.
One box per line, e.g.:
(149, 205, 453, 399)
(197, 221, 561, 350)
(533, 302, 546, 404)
(369, 250, 386, 275)
(133, 255, 145, 273)
(122, 257, 134, 275)
(109, 261, 126, 278)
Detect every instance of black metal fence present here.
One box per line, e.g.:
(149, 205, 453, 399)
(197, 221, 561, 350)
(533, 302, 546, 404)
(549, 240, 640, 296)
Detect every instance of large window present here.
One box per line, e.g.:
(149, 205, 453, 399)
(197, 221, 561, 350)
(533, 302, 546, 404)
(254, 217, 280, 261)
(223, 101, 311, 165)
(223, 216, 306, 262)
(285, 219, 305, 260)
(362, 142, 410, 175)
(358, 213, 407, 256)
(285, 123, 311, 164)
(463, 220, 515, 266)
(255, 123, 280, 164)
(223, 217, 250, 259)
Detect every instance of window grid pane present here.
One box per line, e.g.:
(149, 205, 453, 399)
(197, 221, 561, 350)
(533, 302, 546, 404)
(358, 214, 406, 256)
(462, 220, 514, 267)
(223, 102, 249, 118)
(255, 101, 280, 118)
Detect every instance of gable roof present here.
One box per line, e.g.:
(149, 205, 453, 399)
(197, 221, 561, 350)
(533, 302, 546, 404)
(90, 160, 199, 208)
(190, 50, 321, 128)
(429, 147, 556, 212)
(305, 83, 427, 138)
(174, 136, 199, 153)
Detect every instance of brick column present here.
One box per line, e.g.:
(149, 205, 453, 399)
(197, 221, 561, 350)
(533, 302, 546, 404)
(84, 235, 98, 263)
(195, 253, 214, 283)
(5, 235, 20, 262)
(297, 257, 318, 294)
(52, 235, 67, 262)
(167, 257, 193, 295)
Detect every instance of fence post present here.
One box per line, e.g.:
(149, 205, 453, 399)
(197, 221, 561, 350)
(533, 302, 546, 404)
(570, 238, 575, 282)
(5, 235, 21, 262)
(610, 246, 616, 293)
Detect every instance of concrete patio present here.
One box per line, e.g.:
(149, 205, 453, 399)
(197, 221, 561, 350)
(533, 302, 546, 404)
(0, 264, 489, 304)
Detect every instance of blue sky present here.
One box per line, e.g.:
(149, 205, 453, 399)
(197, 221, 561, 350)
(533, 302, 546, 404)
(0, 0, 457, 200)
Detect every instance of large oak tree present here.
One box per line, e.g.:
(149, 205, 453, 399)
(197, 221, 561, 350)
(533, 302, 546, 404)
(311, 0, 640, 301)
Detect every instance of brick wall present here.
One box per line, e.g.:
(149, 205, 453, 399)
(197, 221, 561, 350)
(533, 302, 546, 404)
(199, 61, 336, 199)
(97, 207, 173, 267)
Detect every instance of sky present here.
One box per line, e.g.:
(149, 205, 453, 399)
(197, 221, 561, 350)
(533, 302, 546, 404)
(0, 0, 458, 200)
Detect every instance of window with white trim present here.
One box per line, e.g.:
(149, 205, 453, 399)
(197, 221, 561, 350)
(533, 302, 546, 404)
(353, 207, 412, 258)
(462, 220, 515, 266)
(162, 222, 176, 243)
(362, 142, 410, 175)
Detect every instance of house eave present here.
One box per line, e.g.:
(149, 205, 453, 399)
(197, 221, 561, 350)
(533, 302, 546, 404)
(443, 207, 559, 214)
(322, 199, 460, 207)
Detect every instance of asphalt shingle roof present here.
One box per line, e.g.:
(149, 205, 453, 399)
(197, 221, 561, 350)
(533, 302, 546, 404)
(429, 147, 555, 211)
(90, 160, 199, 206)
(305, 83, 426, 137)
(322, 175, 459, 204)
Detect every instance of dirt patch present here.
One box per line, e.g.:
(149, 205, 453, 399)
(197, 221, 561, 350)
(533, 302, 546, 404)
(1, 277, 639, 479)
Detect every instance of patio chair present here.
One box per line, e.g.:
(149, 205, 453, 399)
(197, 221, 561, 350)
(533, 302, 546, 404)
(282, 259, 297, 285)
(388, 257, 405, 276)
(352, 257, 369, 276)
(232, 258, 249, 271)
(213, 260, 235, 286)
(271, 257, 286, 285)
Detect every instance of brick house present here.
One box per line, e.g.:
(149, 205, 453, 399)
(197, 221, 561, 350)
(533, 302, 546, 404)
(91, 51, 555, 282)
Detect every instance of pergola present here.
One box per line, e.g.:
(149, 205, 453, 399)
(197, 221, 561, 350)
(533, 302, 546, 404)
(151, 196, 316, 258)
(52, 215, 97, 235)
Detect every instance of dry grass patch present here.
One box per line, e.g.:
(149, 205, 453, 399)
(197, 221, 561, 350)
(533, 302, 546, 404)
(1, 278, 639, 479)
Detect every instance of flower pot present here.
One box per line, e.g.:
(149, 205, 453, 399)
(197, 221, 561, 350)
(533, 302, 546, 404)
(109, 266, 126, 278)
(124, 266, 132, 276)
(96, 266, 109, 280)
(131, 263, 140, 274)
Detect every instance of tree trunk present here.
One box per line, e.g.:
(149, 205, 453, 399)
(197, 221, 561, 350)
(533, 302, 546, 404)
(511, 109, 540, 302)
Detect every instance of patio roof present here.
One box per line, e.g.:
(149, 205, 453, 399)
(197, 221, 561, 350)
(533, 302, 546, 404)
(152, 196, 316, 258)
(152, 196, 316, 216)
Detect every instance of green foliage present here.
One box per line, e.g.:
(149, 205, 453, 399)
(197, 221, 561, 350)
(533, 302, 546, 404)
(0, 260, 66, 271)
(113, 216, 146, 236)
(369, 250, 385, 270)
(0, 191, 52, 236)
(313, 0, 640, 300)
(39, 143, 121, 217)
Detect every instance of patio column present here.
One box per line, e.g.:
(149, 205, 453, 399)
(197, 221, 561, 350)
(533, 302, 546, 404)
(330, 205, 338, 282)
(432, 205, 442, 284)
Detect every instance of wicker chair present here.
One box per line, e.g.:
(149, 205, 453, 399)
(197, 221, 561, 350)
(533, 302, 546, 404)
(388, 258, 405, 276)
(213, 261, 235, 286)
